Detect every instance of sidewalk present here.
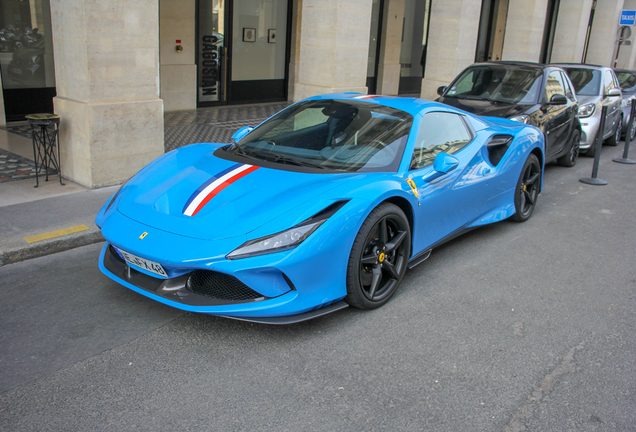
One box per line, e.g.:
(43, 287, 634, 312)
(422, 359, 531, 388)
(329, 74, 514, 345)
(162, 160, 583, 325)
(0, 102, 288, 267)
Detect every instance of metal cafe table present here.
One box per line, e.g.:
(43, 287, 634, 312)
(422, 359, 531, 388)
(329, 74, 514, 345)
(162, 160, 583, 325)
(25, 113, 65, 187)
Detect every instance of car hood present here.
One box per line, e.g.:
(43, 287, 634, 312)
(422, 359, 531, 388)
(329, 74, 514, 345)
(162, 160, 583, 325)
(576, 95, 601, 106)
(437, 96, 531, 118)
(117, 144, 356, 240)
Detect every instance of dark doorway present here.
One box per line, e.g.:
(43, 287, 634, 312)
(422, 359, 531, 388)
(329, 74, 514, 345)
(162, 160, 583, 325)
(475, 0, 509, 63)
(540, 0, 560, 64)
(0, 0, 56, 121)
(398, 0, 431, 95)
(366, 0, 384, 94)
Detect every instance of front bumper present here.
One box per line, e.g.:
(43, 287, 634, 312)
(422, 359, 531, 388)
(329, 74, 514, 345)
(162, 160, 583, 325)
(97, 207, 363, 322)
(578, 113, 601, 150)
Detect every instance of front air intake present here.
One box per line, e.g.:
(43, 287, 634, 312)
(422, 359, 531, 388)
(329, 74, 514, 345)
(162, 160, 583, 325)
(186, 270, 263, 301)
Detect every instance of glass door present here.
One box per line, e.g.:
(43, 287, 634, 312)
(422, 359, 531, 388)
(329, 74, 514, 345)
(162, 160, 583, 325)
(0, 0, 56, 121)
(197, 0, 290, 107)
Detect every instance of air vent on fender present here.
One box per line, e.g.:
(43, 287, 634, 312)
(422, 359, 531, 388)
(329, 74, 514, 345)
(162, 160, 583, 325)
(486, 135, 513, 167)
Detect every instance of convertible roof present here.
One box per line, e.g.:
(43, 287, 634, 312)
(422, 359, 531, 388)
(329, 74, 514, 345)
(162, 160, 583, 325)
(304, 93, 450, 117)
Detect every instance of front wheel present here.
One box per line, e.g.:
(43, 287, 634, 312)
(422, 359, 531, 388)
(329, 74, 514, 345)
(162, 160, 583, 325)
(346, 203, 411, 309)
(510, 154, 541, 223)
(606, 116, 622, 146)
(557, 130, 580, 167)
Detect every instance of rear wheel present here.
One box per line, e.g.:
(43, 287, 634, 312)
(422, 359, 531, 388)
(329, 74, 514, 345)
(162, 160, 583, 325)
(606, 116, 622, 146)
(346, 203, 411, 309)
(557, 130, 580, 167)
(510, 154, 541, 223)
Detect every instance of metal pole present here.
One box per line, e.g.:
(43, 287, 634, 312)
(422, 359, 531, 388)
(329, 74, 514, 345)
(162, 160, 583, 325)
(613, 99, 636, 164)
(580, 105, 608, 185)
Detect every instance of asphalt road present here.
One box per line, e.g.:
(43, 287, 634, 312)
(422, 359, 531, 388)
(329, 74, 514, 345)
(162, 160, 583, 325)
(1, 145, 635, 431)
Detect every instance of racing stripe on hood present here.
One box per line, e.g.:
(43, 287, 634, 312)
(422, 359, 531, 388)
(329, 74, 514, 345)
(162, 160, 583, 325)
(183, 163, 259, 217)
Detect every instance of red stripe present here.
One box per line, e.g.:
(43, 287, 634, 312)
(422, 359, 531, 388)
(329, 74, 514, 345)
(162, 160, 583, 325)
(190, 166, 259, 216)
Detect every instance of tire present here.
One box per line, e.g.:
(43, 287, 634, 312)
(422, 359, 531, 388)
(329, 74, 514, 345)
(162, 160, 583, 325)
(557, 129, 580, 167)
(606, 116, 622, 146)
(510, 154, 541, 223)
(345, 203, 411, 309)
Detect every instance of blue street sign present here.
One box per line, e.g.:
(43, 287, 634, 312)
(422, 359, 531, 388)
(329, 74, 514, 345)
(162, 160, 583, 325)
(620, 10, 636, 26)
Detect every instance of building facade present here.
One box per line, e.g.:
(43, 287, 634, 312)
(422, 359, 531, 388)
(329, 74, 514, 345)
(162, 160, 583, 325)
(0, 0, 634, 188)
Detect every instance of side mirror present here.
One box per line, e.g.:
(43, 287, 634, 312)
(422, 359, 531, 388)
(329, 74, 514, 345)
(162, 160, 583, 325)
(437, 86, 448, 96)
(231, 125, 254, 142)
(424, 153, 459, 182)
(549, 94, 568, 105)
(606, 88, 621, 98)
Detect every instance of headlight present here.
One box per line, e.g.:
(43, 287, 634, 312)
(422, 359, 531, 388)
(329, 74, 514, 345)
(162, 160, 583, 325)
(578, 103, 596, 118)
(509, 114, 529, 124)
(227, 200, 349, 260)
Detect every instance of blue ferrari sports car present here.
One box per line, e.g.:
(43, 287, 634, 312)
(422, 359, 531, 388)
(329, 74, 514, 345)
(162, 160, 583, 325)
(96, 93, 544, 324)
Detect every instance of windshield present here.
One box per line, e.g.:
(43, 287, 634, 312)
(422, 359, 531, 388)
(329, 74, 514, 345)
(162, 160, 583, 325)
(563, 68, 601, 96)
(224, 99, 413, 173)
(616, 71, 636, 93)
(444, 65, 543, 104)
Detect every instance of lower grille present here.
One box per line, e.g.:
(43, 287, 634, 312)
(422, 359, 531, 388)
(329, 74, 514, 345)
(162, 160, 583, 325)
(186, 270, 263, 301)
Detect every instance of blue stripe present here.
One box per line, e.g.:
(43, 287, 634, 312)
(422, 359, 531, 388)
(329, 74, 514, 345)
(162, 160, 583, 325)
(182, 163, 244, 214)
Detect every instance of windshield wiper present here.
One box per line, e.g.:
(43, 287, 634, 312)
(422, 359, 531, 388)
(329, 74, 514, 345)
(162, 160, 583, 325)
(239, 148, 327, 170)
(274, 154, 327, 169)
(458, 95, 491, 101)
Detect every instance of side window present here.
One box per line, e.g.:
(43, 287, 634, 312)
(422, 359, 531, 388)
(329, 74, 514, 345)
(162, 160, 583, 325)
(604, 70, 617, 94)
(544, 71, 566, 102)
(410, 112, 472, 170)
(560, 71, 576, 101)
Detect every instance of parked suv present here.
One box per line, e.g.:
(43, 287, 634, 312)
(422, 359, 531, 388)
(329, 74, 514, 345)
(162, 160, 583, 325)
(554, 64, 623, 157)
(436, 61, 581, 167)
(613, 68, 636, 140)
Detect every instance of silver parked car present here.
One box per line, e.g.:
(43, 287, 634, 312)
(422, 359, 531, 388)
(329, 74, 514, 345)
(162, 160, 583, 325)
(554, 64, 623, 157)
(614, 68, 636, 140)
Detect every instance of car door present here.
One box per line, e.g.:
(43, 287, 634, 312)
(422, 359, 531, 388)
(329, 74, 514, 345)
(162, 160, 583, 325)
(603, 69, 621, 136)
(541, 70, 571, 157)
(407, 111, 492, 253)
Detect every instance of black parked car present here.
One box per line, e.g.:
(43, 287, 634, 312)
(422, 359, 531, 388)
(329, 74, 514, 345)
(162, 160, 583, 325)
(436, 61, 582, 167)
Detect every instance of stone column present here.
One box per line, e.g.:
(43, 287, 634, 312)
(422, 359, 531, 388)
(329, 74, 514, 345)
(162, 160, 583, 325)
(501, 0, 548, 62)
(615, 0, 636, 68)
(586, 0, 624, 66)
(160, 0, 197, 111)
(550, 0, 594, 63)
(376, 0, 404, 95)
(293, 0, 373, 101)
(420, 0, 482, 100)
(50, 0, 164, 188)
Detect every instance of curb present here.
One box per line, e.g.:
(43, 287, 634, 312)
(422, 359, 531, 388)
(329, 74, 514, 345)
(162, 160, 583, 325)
(0, 229, 104, 267)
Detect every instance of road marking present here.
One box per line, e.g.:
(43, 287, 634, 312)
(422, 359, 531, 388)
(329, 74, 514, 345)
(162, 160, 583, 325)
(23, 224, 90, 244)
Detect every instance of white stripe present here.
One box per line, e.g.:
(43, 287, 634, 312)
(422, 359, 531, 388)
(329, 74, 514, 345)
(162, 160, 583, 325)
(184, 164, 253, 216)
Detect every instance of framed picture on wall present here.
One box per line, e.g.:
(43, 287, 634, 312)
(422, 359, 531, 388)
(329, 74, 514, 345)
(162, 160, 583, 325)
(243, 28, 256, 42)
(268, 29, 276, 43)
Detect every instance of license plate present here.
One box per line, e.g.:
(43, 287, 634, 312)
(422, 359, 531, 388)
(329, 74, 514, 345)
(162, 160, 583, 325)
(115, 247, 168, 278)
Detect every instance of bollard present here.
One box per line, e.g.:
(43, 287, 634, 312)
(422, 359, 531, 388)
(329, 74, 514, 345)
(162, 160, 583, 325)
(580, 105, 608, 186)
(613, 99, 636, 164)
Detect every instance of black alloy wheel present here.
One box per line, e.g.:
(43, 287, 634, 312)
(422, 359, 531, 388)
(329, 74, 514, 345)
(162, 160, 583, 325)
(510, 154, 541, 223)
(557, 130, 580, 167)
(346, 203, 411, 309)
(606, 116, 622, 146)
